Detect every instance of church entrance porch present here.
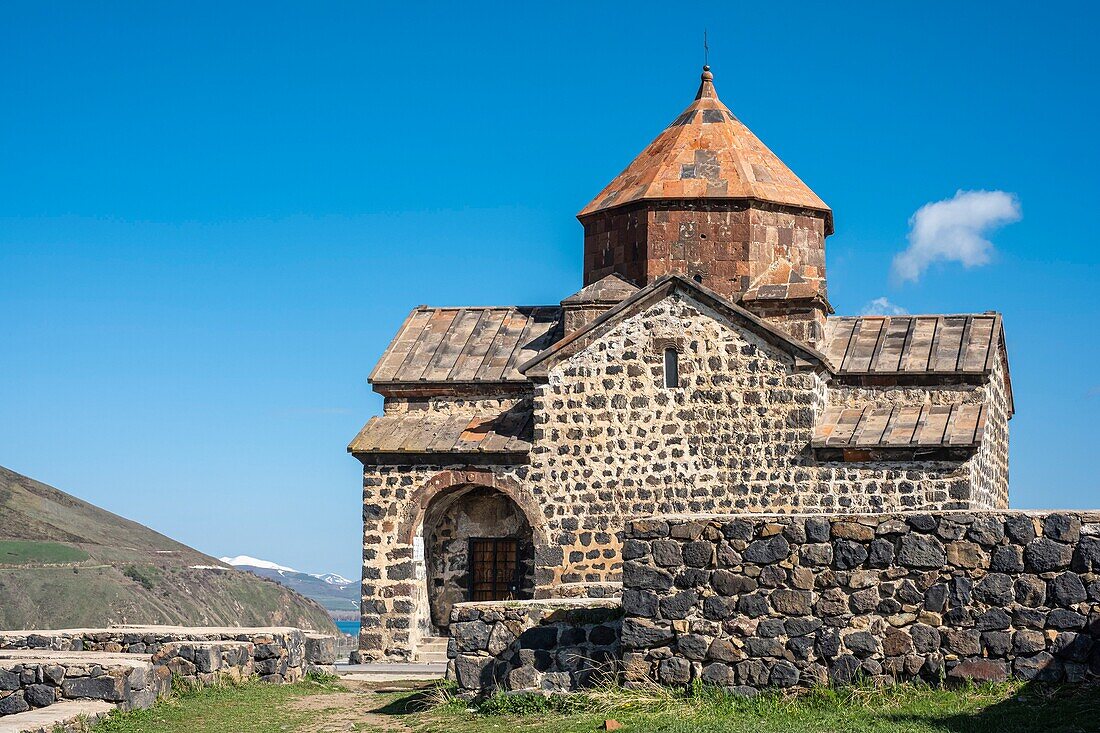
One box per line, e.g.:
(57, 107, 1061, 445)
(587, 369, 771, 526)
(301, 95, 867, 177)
(416, 484, 535, 639)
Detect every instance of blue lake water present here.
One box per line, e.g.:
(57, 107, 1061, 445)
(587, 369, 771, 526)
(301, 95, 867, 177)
(335, 620, 359, 637)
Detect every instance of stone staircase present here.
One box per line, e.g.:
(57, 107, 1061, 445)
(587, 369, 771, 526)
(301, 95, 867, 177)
(415, 636, 449, 664)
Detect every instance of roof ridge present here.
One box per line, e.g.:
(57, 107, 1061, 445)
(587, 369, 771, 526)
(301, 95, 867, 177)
(830, 312, 1002, 319)
(412, 304, 563, 311)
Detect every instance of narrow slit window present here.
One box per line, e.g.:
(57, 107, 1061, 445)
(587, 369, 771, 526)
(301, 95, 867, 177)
(663, 347, 679, 388)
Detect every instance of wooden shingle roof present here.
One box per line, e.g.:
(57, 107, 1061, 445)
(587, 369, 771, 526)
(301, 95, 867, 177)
(369, 306, 561, 386)
(824, 314, 1003, 376)
(813, 403, 987, 449)
(348, 406, 533, 455)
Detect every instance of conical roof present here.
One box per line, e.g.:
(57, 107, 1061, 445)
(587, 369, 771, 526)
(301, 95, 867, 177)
(578, 67, 832, 233)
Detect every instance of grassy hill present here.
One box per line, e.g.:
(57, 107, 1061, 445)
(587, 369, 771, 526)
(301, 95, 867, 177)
(0, 465, 337, 633)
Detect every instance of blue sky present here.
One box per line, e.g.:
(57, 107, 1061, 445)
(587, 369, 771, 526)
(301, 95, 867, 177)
(2, 2, 1098, 579)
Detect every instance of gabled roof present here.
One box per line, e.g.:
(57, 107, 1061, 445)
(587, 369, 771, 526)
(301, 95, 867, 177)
(561, 273, 639, 305)
(520, 274, 830, 379)
(814, 403, 987, 450)
(578, 66, 832, 233)
(369, 306, 561, 386)
(366, 294, 1011, 399)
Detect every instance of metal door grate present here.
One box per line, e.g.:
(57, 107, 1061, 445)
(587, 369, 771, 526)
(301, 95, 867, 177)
(468, 537, 519, 601)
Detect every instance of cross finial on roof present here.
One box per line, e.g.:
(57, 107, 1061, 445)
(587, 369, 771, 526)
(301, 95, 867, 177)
(704, 29, 709, 67)
(696, 63, 716, 100)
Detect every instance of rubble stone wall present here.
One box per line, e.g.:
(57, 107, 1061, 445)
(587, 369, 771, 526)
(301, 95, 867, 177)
(969, 353, 1011, 509)
(622, 511, 1100, 691)
(0, 653, 166, 718)
(531, 294, 993, 588)
(446, 599, 622, 698)
(0, 626, 336, 684)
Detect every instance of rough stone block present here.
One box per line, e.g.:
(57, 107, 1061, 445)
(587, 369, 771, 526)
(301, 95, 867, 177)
(61, 674, 127, 702)
(948, 659, 1009, 684)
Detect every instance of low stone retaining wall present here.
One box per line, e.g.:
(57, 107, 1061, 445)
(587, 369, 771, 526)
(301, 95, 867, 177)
(0, 641, 261, 719)
(0, 626, 337, 683)
(447, 599, 623, 697)
(552, 582, 623, 600)
(150, 641, 254, 687)
(622, 511, 1100, 691)
(0, 625, 340, 728)
(0, 651, 166, 718)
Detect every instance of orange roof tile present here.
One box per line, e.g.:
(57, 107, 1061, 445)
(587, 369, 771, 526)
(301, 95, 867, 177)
(578, 66, 832, 232)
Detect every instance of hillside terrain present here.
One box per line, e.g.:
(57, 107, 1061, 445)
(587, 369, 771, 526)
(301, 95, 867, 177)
(0, 465, 337, 633)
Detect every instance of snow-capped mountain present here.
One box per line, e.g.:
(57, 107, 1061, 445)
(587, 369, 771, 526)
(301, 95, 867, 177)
(220, 555, 298, 573)
(219, 555, 359, 613)
(219, 556, 352, 585)
(314, 572, 354, 586)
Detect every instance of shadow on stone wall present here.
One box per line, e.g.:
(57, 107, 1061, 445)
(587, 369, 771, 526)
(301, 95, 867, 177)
(448, 600, 623, 698)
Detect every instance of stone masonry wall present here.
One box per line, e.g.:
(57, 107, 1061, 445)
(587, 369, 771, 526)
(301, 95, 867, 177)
(447, 599, 622, 698)
(622, 511, 1100, 691)
(0, 626, 337, 721)
(359, 463, 546, 660)
(581, 201, 828, 304)
(358, 290, 1007, 660)
(531, 293, 989, 588)
(0, 641, 259, 718)
(970, 353, 1011, 509)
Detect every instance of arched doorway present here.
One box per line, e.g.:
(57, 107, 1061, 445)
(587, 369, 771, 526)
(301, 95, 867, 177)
(416, 484, 536, 636)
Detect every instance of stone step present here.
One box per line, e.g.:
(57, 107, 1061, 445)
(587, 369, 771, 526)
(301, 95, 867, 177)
(416, 654, 449, 664)
(0, 699, 114, 733)
(336, 662, 446, 682)
(415, 637, 449, 663)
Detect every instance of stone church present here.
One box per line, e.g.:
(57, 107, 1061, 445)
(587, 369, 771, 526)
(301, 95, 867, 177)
(349, 67, 1013, 660)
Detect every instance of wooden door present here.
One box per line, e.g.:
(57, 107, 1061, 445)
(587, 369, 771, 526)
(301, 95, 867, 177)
(468, 538, 518, 601)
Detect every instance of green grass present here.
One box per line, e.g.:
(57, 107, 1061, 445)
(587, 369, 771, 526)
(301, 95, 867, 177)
(416, 680, 1100, 733)
(89, 676, 1100, 733)
(92, 678, 344, 733)
(0, 539, 89, 565)
(122, 564, 158, 591)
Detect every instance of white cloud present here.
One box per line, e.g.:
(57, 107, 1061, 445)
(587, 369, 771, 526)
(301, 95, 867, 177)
(892, 190, 1021, 283)
(861, 297, 907, 316)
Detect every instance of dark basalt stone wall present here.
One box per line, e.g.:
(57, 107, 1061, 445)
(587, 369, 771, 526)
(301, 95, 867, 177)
(447, 599, 623, 698)
(622, 511, 1100, 692)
